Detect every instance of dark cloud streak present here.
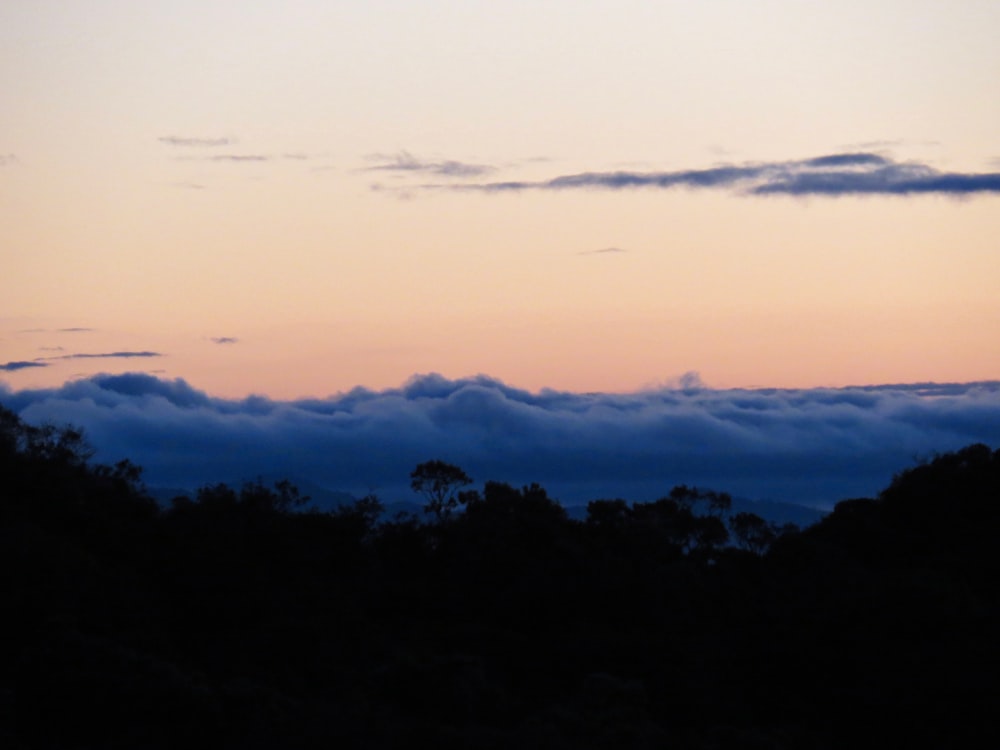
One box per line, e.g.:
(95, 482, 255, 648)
(428, 153, 1000, 197)
(37, 351, 162, 361)
(1, 361, 48, 372)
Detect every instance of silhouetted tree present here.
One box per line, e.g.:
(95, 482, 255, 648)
(4, 399, 998, 749)
(410, 459, 472, 521)
(729, 511, 777, 555)
(585, 498, 632, 531)
(331, 493, 384, 537)
(669, 484, 732, 517)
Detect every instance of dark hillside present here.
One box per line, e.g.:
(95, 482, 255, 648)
(2, 404, 997, 748)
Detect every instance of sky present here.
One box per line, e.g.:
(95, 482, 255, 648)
(2, 2, 999, 505)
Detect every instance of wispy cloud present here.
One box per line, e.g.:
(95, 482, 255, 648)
(4, 373, 998, 508)
(579, 247, 628, 256)
(37, 351, 162, 361)
(211, 337, 239, 345)
(158, 136, 234, 147)
(0, 361, 48, 372)
(0, 154, 17, 166)
(425, 153, 1000, 197)
(17, 327, 93, 334)
(840, 139, 903, 151)
(366, 151, 495, 178)
(182, 154, 270, 163)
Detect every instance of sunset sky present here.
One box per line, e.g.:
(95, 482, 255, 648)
(2, 2, 1000, 504)
(3, 0, 999, 398)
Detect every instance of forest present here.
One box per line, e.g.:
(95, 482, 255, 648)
(2, 403, 998, 748)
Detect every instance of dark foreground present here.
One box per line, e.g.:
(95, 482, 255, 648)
(2, 404, 998, 748)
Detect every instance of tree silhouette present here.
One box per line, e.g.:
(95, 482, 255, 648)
(4, 398, 998, 748)
(729, 511, 777, 555)
(410, 459, 473, 521)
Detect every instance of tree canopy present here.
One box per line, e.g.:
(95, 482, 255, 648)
(2, 400, 998, 749)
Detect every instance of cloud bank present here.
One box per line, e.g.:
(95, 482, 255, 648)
(432, 153, 1000, 197)
(3, 373, 999, 509)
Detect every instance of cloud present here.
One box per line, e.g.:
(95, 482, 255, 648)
(841, 139, 903, 150)
(172, 154, 270, 163)
(428, 153, 1000, 197)
(158, 136, 234, 147)
(579, 247, 628, 256)
(38, 351, 162, 361)
(17, 327, 92, 334)
(15, 327, 92, 334)
(203, 155, 269, 162)
(1, 361, 49, 372)
(366, 151, 495, 178)
(3, 373, 999, 509)
(211, 337, 239, 344)
(0, 154, 17, 166)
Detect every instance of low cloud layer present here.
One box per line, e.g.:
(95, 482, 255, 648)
(432, 153, 1000, 197)
(3, 373, 998, 509)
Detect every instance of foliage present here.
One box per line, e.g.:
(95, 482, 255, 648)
(2, 400, 998, 749)
(409, 459, 473, 521)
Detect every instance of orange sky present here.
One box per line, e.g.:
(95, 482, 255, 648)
(2, 1, 999, 399)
